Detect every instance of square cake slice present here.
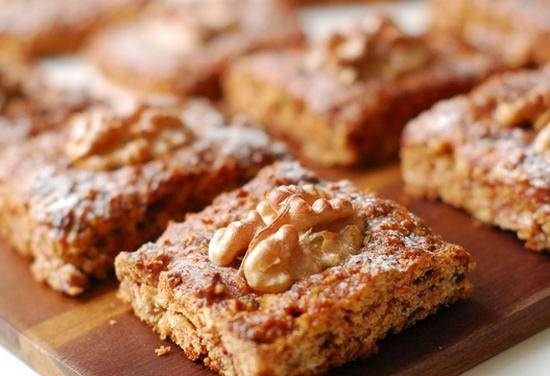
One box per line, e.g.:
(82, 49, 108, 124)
(429, 0, 550, 68)
(0, 99, 285, 295)
(223, 15, 499, 167)
(402, 67, 550, 251)
(115, 161, 474, 376)
(87, 0, 303, 98)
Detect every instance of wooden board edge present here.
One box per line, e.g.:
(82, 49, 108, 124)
(400, 290, 550, 376)
(0, 316, 80, 376)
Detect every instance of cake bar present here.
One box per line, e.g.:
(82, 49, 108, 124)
(115, 161, 475, 376)
(87, 0, 303, 98)
(0, 0, 148, 58)
(223, 15, 499, 166)
(402, 67, 550, 251)
(0, 99, 285, 295)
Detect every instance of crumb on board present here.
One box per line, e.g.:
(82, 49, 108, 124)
(472, 219, 483, 228)
(108, 319, 117, 326)
(155, 345, 172, 356)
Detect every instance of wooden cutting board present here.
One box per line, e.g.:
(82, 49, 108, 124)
(0, 163, 549, 376)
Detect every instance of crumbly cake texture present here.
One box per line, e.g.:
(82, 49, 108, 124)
(430, 0, 550, 68)
(87, 0, 303, 98)
(0, 61, 92, 146)
(0, 0, 147, 58)
(0, 100, 285, 295)
(223, 15, 499, 167)
(115, 161, 475, 376)
(402, 67, 550, 251)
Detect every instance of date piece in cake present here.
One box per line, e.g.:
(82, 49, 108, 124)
(0, 100, 285, 295)
(223, 15, 499, 167)
(402, 67, 550, 251)
(115, 161, 475, 376)
(87, 0, 303, 98)
(430, 0, 550, 68)
(0, 0, 148, 59)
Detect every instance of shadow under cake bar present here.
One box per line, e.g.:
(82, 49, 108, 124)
(429, 0, 550, 68)
(0, 99, 285, 295)
(115, 161, 475, 376)
(402, 67, 550, 252)
(0, 0, 148, 59)
(87, 0, 303, 98)
(223, 15, 499, 167)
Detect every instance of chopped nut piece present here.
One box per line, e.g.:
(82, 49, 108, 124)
(108, 319, 117, 326)
(305, 15, 431, 83)
(154, 345, 171, 356)
(534, 124, 550, 153)
(66, 106, 195, 171)
(494, 88, 550, 130)
(208, 185, 364, 293)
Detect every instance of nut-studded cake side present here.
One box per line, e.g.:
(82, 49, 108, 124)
(0, 100, 285, 295)
(115, 161, 474, 376)
(402, 67, 550, 251)
(223, 15, 498, 167)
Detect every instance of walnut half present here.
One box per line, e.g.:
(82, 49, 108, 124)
(305, 15, 431, 85)
(208, 185, 364, 293)
(66, 106, 194, 171)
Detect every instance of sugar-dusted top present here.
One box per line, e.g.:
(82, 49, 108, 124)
(116, 161, 473, 342)
(0, 99, 285, 252)
(403, 66, 550, 197)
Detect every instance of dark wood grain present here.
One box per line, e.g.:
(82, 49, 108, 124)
(0, 164, 549, 376)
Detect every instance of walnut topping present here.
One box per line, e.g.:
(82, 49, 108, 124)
(494, 88, 550, 131)
(305, 15, 431, 84)
(66, 106, 194, 171)
(208, 185, 364, 293)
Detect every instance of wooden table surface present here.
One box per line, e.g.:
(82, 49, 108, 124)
(0, 164, 549, 376)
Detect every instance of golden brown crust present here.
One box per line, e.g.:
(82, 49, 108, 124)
(87, 0, 303, 98)
(429, 0, 550, 67)
(0, 0, 148, 59)
(223, 15, 500, 167)
(402, 67, 550, 251)
(115, 161, 475, 376)
(0, 99, 285, 295)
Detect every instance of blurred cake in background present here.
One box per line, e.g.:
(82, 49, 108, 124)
(223, 15, 500, 167)
(430, 0, 550, 68)
(0, 0, 149, 59)
(87, 0, 304, 98)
